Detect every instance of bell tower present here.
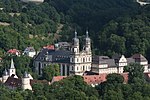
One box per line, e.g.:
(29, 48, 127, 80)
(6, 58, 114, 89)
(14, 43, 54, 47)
(71, 31, 80, 54)
(85, 30, 91, 54)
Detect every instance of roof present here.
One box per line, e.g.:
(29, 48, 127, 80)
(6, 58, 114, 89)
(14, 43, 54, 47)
(57, 42, 70, 47)
(92, 56, 116, 68)
(34, 49, 71, 63)
(43, 45, 55, 50)
(92, 56, 109, 64)
(24, 47, 35, 52)
(127, 58, 135, 64)
(4, 77, 22, 88)
(83, 74, 107, 85)
(51, 76, 67, 83)
(7, 49, 20, 55)
(132, 54, 147, 62)
(10, 58, 15, 69)
(105, 59, 117, 67)
(52, 73, 129, 85)
(30, 79, 49, 85)
(5, 76, 49, 88)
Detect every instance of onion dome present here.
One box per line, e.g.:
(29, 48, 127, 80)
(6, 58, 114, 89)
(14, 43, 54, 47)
(23, 71, 29, 78)
(72, 31, 79, 46)
(85, 30, 91, 43)
(3, 69, 8, 76)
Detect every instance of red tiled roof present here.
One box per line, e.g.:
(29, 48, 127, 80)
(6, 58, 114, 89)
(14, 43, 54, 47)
(120, 73, 129, 83)
(52, 73, 128, 85)
(43, 45, 55, 50)
(51, 76, 67, 83)
(83, 74, 107, 85)
(7, 49, 20, 54)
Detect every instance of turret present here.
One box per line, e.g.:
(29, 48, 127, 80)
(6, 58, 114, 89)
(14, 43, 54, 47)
(22, 71, 32, 90)
(2, 69, 9, 83)
(85, 30, 91, 54)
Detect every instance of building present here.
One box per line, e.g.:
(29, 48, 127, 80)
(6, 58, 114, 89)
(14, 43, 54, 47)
(23, 47, 36, 57)
(0, 58, 38, 90)
(21, 0, 44, 3)
(33, 31, 149, 76)
(7, 49, 21, 56)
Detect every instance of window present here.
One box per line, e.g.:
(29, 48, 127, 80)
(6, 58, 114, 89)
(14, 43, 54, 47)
(77, 66, 78, 71)
(77, 58, 78, 62)
(89, 58, 90, 61)
(83, 66, 85, 70)
(83, 58, 85, 62)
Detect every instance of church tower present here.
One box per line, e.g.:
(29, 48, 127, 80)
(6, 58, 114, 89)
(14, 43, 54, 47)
(9, 58, 18, 78)
(85, 30, 91, 54)
(70, 31, 82, 75)
(2, 69, 9, 83)
(71, 31, 80, 54)
(22, 71, 32, 90)
(69, 30, 92, 76)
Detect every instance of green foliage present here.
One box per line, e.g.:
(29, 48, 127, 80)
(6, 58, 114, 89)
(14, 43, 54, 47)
(42, 64, 60, 81)
(124, 63, 145, 84)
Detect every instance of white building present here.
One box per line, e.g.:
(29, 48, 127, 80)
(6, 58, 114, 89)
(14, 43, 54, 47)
(0, 58, 36, 90)
(33, 31, 149, 76)
(21, 0, 44, 3)
(23, 47, 36, 58)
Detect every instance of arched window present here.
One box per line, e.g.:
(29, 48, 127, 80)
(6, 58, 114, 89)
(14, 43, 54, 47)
(83, 58, 85, 62)
(83, 66, 85, 70)
(77, 66, 78, 71)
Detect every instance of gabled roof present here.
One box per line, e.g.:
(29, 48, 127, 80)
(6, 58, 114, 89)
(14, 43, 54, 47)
(132, 54, 147, 62)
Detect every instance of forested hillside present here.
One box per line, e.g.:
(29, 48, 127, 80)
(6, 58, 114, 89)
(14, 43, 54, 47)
(0, 0, 150, 61)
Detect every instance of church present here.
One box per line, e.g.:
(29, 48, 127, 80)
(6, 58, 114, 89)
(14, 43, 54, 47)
(34, 31, 149, 76)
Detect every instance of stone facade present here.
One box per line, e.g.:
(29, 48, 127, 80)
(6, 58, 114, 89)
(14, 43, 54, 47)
(33, 31, 149, 76)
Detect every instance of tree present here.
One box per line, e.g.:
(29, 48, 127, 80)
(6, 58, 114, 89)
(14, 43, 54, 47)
(124, 63, 145, 84)
(42, 64, 60, 81)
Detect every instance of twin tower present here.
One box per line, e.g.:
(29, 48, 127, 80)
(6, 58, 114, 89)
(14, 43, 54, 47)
(70, 30, 92, 75)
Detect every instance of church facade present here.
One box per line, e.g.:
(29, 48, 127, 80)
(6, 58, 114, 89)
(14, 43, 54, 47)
(33, 31, 149, 76)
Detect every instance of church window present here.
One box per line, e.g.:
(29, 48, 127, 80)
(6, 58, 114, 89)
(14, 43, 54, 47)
(83, 66, 85, 70)
(83, 58, 85, 62)
(89, 58, 90, 61)
(77, 66, 78, 71)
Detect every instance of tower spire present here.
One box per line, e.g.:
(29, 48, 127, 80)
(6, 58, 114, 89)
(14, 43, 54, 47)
(86, 30, 89, 38)
(10, 58, 15, 69)
(75, 30, 77, 38)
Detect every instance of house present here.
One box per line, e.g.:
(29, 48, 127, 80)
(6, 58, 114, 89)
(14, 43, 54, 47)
(7, 49, 20, 56)
(23, 47, 36, 57)
(33, 31, 149, 76)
